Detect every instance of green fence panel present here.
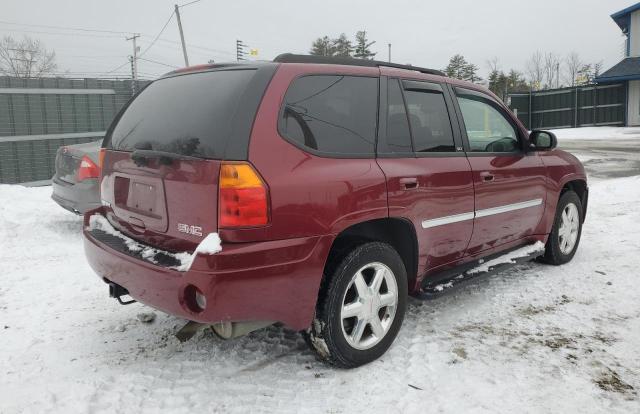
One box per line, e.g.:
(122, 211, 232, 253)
(509, 83, 626, 130)
(0, 76, 150, 184)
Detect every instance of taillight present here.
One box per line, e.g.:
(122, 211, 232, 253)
(76, 155, 100, 181)
(218, 162, 269, 228)
(98, 148, 106, 169)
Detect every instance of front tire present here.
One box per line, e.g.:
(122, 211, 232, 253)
(542, 190, 583, 265)
(306, 242, 408, 368)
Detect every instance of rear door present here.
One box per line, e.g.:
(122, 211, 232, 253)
(99, 67, 275, 252)
(376, 76, 475, 274)
(450, 86, 547, 255)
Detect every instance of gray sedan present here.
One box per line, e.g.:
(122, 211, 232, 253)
(51, 140, 102, 214)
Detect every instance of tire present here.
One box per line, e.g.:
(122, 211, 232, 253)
(306, 242, 408, 368)
(541, 190, 583, 265)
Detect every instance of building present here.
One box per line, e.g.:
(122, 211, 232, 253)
(597, 2, 640, 125)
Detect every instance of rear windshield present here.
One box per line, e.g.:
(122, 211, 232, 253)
(107, 69, 255, 158)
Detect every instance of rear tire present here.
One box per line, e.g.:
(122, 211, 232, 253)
(306, 242, 408, 368)
(542, 190, 583, 265)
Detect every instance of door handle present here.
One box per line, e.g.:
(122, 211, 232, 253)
(480, 172, 495, 182)
(400, 177, 418, 189)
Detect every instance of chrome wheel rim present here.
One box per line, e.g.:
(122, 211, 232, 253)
(559, 202, 580, 254)
(340, 262, 398, 350)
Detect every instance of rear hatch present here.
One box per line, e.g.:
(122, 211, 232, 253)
(99, 65, 276, 252)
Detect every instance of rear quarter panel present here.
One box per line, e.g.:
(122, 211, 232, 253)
(222, 63, 389, 243)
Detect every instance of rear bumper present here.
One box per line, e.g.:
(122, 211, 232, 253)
(51, 177, 100, 214)
(83, 211, 332, 330)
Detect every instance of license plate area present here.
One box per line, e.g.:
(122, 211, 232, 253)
(112, 173, 168, 232)
(130, 182, 160, 217)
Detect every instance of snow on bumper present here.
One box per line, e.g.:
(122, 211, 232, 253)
(87, 214, 220, 272)
(83, 213, 333, 330)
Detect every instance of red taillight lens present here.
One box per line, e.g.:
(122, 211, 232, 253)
(218, 162, 269, 228)
(76, 155, 100, 181)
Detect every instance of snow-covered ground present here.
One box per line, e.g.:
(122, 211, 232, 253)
(2, 139, 640, 413)
(553, 128, 640, 182)
(551, 126, 640, 141)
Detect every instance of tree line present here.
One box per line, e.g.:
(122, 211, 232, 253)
(310, 31, 377, 59)
(440, 52, 603, 101)
(310, 33, 605, 101)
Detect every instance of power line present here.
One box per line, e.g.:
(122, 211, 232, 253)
(102, 60, 131, 75)
(0, 20, 134, 35)
(138, 12, 175, 58)
(0, 27, 124, 39)
(179, 0, 204, 8)
(137, 57, 179, 69)
(147, 36, 235, 56)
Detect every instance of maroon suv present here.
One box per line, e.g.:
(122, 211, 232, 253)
(84, 54, 587, 367)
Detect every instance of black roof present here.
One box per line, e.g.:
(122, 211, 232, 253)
(273, 53, 445, 77)
(596, 57, 640, 83)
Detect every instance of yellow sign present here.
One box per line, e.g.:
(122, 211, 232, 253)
(250, 48, 259, 56)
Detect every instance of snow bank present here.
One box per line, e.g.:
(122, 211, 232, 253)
(87, 214, 220, 272)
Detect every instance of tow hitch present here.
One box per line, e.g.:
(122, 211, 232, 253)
(107, 281, 136, 305)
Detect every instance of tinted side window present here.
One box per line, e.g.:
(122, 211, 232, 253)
(383, 79, 412, 153)
(402, 86, 456, 152)
(280, 75, 377, 155)
(455, 89, 519, 152)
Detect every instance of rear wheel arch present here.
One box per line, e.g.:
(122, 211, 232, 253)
(322, 218, 419, 294)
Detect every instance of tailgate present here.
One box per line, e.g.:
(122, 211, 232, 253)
(100, 150, 220, 252)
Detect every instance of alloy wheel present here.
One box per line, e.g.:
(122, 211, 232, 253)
(340, 262, 398, 350)
(558, 202, 580, 254)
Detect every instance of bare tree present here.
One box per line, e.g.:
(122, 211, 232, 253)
(543, 52, 561, 89)
(0, 35, 57, 78)
(593, 61, 604, 79)
(526, 51, 544, 90)
(486, 56, 500, 74)
(564, 52, 583, 86)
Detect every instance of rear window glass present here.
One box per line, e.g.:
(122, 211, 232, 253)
(108, 70, 255, 158)
(280, 75, 378, 155)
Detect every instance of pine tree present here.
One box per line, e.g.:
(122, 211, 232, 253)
(445, 54, 469, 80)
(462, 62, 481, 83)
(353, 31, 376, 60)
(507, 69, 528, 92)
(332, 33, 353, 57)
(445, 55, 481, 83)
(310, 36, 335, 56)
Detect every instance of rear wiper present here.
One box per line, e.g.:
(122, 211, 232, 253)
(131, 149, 203, 166)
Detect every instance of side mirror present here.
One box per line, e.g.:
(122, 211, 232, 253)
(529, 130, 557, 151)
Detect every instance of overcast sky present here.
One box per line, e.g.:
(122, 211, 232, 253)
(1, 0, 635, 79)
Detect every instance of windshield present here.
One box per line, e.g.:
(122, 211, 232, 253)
(107, 69, 256, 158)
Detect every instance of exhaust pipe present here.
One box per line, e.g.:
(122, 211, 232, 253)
(174, 320, 274, 343)
(211, 321, 274, 339)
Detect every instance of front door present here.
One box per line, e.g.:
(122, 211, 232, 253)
(376, 77, 475, 276)
(451, 86, 547, 255)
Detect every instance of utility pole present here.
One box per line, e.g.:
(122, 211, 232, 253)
(128, 55, 136, 94)
(126, 34, 140, 79)
(175, 4, 189, 66)
(126, 33, 140, 94)
(388, 43, 391, 63)
(236, 40, 246, 62)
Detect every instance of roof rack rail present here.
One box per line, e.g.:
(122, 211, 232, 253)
(273, 53, 445, 77)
